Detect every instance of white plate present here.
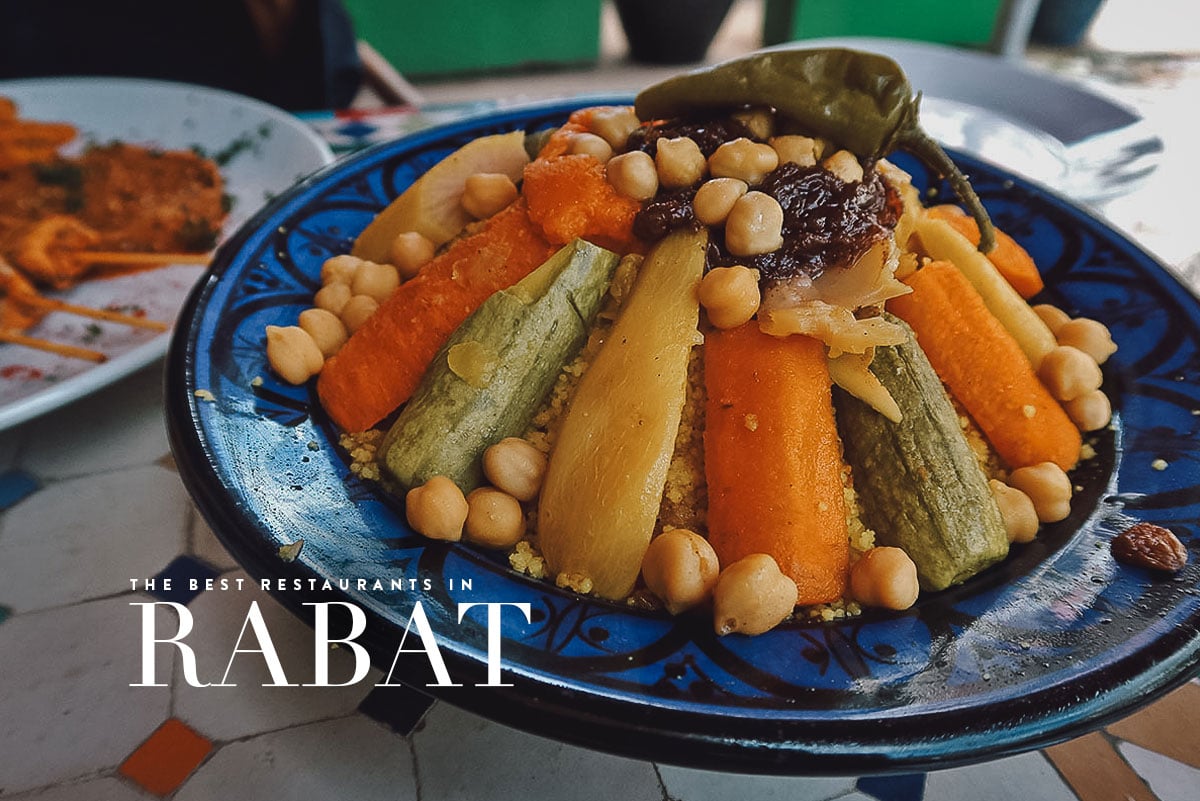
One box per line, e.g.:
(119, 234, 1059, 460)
(775, 37, 1163, 202)
(0, 77, 334, 431)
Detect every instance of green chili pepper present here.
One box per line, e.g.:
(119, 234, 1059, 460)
(635, 48, 996, 253)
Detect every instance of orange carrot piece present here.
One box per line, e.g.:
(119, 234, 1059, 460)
(889, 260, 1080, 471)
(926, 205, 1044, 299)
(522, 154, 642, 253)
(317, 201, 556, 432)
(704, 323, 849, 606)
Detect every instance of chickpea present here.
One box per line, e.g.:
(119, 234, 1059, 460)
(725, 191, 784, 256)
(588, 106, 640, 150)
(641, 529, 720, 615)
(405, 476, 468, 541)
(568, 132, 613, 163)
(712, 553, 798, 636)
(699, 265, 760, 329)
(1032, 303, 1071, 335)
(731, 107, 774, 140)
(320, 254, 363, 286)
(349, 260, 400, 303)
(482, 437, 547, 502)
(461, 173, 518, 220)
(1007, 462, 1072, 523)
(769, 135, 818, 167)
(1056, 317, 1117, 365)
(264, 325, 324, 385)
(314, 281, 352, 316)
(1065, 388, 1112, 432)
(655, 136, 706, 188)
(340, 294, 380, 333)
(297, 307, 348, 358)
(708, 138, 779, 185)
(823, 149, 865, 183)
(605, 151, 659, 201)
(849, 547, 919, 610)
(988, 479, 1040, 544)
(464, 487, 526, 549)
(692, 178, 748, 226)
(1038, 345, 1104, 402)
(389, 231, 435, 280)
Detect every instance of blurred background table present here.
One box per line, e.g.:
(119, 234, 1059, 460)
(0, 2, 1197, 799)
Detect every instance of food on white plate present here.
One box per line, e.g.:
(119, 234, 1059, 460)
(0, 97, 226, 359)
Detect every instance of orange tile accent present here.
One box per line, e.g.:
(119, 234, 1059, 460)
(1045, 731, 1158, 801)
(119, 718, 212, 797)
(1107, 682, 1200, 770)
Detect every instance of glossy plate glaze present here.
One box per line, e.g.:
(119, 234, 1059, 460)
(0, 77, 334, 431)
(166, 101, 1200, 775)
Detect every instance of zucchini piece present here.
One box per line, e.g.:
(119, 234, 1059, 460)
(835, 315, 1009, 591)
(538, 228, 707, 600)
(381, 238, 620, 492)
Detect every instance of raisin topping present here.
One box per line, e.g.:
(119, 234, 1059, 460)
(1112, 522, 1188, 573)
(710, 161, 901, 282)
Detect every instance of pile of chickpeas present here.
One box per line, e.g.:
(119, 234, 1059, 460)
(405, 437, 546, 551)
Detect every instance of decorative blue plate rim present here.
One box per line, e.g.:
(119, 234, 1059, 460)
(165, 99, 1200, 775)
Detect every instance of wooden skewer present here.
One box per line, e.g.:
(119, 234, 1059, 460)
(0, 330, 106, 362)
(25, 296, 169, 331)
(76, 251, 212, 267)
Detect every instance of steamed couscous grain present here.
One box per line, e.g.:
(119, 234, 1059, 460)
(340, 429, 385, 482)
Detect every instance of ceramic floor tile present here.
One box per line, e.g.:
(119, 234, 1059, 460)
(854, 773, 926, 801)
(1106, 682, 1200, 769)
(923, 752, 1077, 801)
(1117, 741, 1200, 801)
(172, 715, 417, 801)
(1045, 731, 1158, 801)
(413, 701, 663, 801)
(15, 364, 169, 480)
(656, 764, 854, 801)
(118, 718, 213, 796)
(0, 597, 174, 795)
(3, 776, 155, 801)
(171, 570, 380, 741)
(0, 465, 189, 613)
(0, 469, 40, 510)
(186, 507, 240, 573)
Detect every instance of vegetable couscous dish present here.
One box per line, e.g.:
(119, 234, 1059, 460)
(260, 48, 1148, 637)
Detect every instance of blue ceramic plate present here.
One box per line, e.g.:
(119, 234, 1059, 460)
(166, 101, 1200, 775)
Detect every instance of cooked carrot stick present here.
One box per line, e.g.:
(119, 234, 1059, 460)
(888, 260, 1080, 472)
(317, 200, 556, 432)
(704, 323, 849, 605)
(925, 205, 1044, 299)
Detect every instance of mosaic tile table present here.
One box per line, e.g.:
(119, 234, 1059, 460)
(2, 35, 1199, 801)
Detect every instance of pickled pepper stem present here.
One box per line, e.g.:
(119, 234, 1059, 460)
(899, 125, 996, 254)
